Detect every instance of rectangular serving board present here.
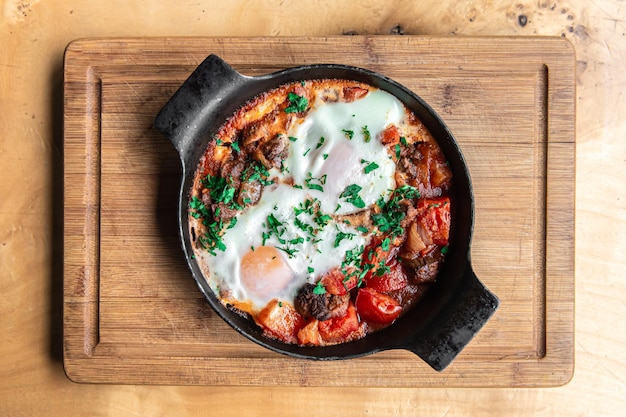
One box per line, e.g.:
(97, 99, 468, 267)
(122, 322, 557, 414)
(63, 36, 575, 386)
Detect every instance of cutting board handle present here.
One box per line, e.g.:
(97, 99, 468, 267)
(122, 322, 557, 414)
(153, 54, 247, 166)
(404, 264, 499, 371)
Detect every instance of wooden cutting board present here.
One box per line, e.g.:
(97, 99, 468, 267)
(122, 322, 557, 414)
(63, 36, 575, 386)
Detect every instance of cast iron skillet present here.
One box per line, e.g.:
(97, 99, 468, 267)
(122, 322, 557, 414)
(154, 55, 499, 371)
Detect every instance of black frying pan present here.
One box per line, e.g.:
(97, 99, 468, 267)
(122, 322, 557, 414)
(154, 55, 499, 371)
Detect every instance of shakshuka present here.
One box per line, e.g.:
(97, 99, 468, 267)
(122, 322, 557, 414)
(189, 79, 452, 346)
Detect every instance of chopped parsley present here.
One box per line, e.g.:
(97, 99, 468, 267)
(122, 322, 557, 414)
(305, 172, 327, 192)
(189, 196, 211, 220)
(400, 136, 408, 146)
(340, 245, 367, 287)
(316, 136, 325, 149)
(375, 262, 391, 277)
(307, 266, 315, 274)
(342, 129, 354, 140)
(200, 175, 239, 208)
(323, 153, 329, 160)
(284, 92, 308, 113)
(372, 185, 420, 236)
(314, 212, 332, 228)
(356, 226, 368, 233)
(294, 198, 315, 216)
(334, 229, 356, 248)
(288, 136, 298, 142)
(262, 213, 304, 258)
(293, 198, 331, 241)
(190, 195, 234, 255)
(241, 163, 273, 186)
(362, 126, 371, 142)
(196, 221, 227, 255)
(339, 184, 366, 209)
(231, 141, 241, 153)
(361, 159, 380, 174)
(289, 236, 305, 245)
(313, 281, 326, 295)
(294, 217, 315, 236)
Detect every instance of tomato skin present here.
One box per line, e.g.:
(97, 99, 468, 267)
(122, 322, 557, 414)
(380, 124, 401, 145)
(417, 197, 451, 246)
(320, 267, 357, 296)
(318, 302, 360, 343)
(343, 86, 369, 102)
(297, 319, 322, 346)
(355, 288, 402, 324)
(256, 299, 305, 344)
(364, 257, 408, 293)
(362, 238, 408, 292)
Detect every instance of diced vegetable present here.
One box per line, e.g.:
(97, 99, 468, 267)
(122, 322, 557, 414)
(256, 299, 305, 344)
(355, 288, 402, 324)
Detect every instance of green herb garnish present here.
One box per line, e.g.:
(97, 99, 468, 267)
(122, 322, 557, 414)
(372, 185, 420, 236)
(200, 175, 239, 207)
(313, 281, 326, 295)
(361, 159, 380, 174)
(342, 129, 354, 140)
(241, 163, 273, 186)
(334, 229, 356, 248)
(304, 172, 326, 192)
(285, 92, 308, 113)
(362, 126, 371, 142)
(339, 184, 366, 209)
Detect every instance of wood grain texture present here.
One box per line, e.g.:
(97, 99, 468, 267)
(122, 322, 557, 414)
(63, 36, 575, 386)
(3, 0, 626, 416)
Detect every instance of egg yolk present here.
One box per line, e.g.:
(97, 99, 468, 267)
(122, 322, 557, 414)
(240, 246, 294, 301)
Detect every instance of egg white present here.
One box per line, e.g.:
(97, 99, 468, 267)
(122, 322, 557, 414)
(284, 89, 403, 215)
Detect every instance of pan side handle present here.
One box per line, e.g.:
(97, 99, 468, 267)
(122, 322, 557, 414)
(405, 265, 499, 371)
(153, 54, 247, 162)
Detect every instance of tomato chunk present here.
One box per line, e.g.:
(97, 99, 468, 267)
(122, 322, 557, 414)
(320, 267, 357, 296)
(256, 299, 305, 344)
(361, 237, 408, 292)
(343, 86, 369, 102)
(355, 288, 402, 324)
(380, 124, 401, 145)
(417, 197, 451, 246)
(318, 302, 360, 343)
(364, 257, 408, 293)
(297, 319, 322, 346)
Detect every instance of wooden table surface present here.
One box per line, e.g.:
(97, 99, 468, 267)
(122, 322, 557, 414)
(1, 0, 624, 416)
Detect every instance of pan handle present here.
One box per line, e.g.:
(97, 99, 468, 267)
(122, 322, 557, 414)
(153, 54, 247, 163)
(404, 265, 499, 371)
